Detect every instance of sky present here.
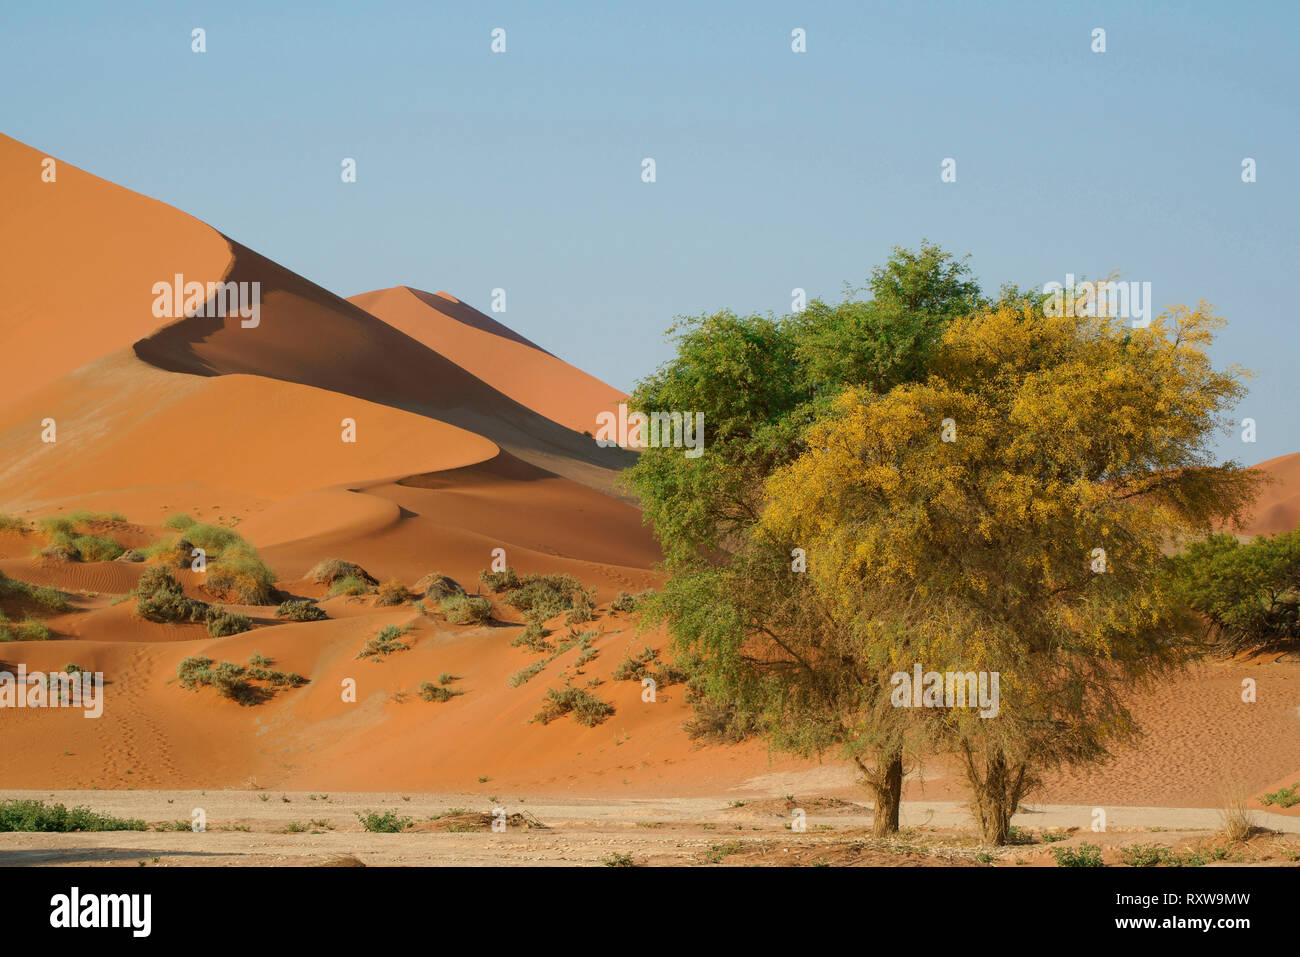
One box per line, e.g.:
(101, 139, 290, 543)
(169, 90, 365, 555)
(2, 0, 1296, 462)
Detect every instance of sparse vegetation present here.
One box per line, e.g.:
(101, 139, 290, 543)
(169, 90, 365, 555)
(1260, 782, 1300, 808)
(439, 594, 492, 625)
(0, 514, 30, 534)
(531, 685, 614, 726)
(356, 810, 412, 832)
(418, 681, 463, 703)
(479, 566, 521, 593)
(511, 621, 554, 653)
(135, 566, 209, 624)
(504, 573, 584, 623)
(176, 655, 306, 705)
(275, 599, 327, 622)
(0, 799, 146, 832)
(357, 623, 413, 660)
(206, 607, 253, 638)
(1052, 843, 1105, 867)
(413, 572, 465, 601)
(375, 579, 411, 606)
(328, 575, 373, 597)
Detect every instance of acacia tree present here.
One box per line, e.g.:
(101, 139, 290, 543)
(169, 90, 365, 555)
(628, 244, 981, 834)
(760, 300, 1260, 843)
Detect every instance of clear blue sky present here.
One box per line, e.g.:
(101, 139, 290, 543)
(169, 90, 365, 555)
(2, 1, 1295, 462)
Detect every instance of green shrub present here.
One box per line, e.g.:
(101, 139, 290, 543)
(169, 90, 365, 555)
(511, 621, 554, 653)
(0, 799, 146, 832)
(1119, 843, 1167, 867)
(531, 686, 614, 726)
(176, 655, 304, 704)
(479, 566, 521, 593)
(1165, 530, 1300, 654)
(418, 681, 463, 703)
(356, 810, 412, 832)
(612, 646, 660, 681)
(610, 591, 637, 613)
(413, 572, 466, 601)
(438, 672, 459, 685)
(206, 608, 253, 638)
(0, 570, 72, 612)
(328, 575, 372, 597)
(308, 559, 377, 588)
(1261, 782, 1300, 808)
(163, 513, 196, 531)
(0, 616, 52, 642)
(206, 546, 277, 604)
(136, 567, 209, 624)
(508, 661, 548, 687)
(357, 624, 412, 660)
(440, 594, 492, 625)
(1053, 843, 1105, 867)
(503, 573, 583, 621)
(0, 514, 30, 534)
(275, 599, 327, 622)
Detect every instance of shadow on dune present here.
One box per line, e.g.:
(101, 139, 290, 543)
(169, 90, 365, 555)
(0, 846, 226, 866)
(132, 238, 636, 488)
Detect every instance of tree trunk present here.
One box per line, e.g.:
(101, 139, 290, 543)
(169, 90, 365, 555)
(962, 744, 1026, 845)
(859, 749, 904, 836)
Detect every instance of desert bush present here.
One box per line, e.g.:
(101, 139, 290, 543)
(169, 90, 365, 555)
(206, 546, 277, 605)
(136, 567, 209, 624)
(511, 621, 554, 653)
(564, 592, 596, 625)
(357, 624, 412, 660)
(611, 646, 660, 682)
(1260, 782, 1300, 808)
(531, 686, 614, 726)
(0, 799, 146, 833)
(418, 681, 463, 703)
(440, 594, 492, 625)
(1119, 843, 1167, 867)
(0, 570, 72, 612)
(681, 683, 760, 744)
(503, 573, 583, 621)
(610, 591, 637, 613)
(69, 534, 123, 562)
(508, 661, 548, 687)
(479, 566, 521, 593)
(206, 607, 253, 638)
(308, 559, 378, 588)
(1052, 843, 1105, 867)
(356, 810, 412, 832)
(1220, 789, 1256, 842)
(176, 655, 304, 704)
(163, 513, 196, 531)
(0, 614, 52, 642)
(375, 579, 410, 606)
(438, 672, 458, 685)
(0, 514, 30, 534)
(1166, 530, 1300, 654)
(38, 542, 79, 563)
(327, 575, 372, 597)
(413, 572, 466, 601)
(275, 599, 327, 622)
(116, 548, 145, 563)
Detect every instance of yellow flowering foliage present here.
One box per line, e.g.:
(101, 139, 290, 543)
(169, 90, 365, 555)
(759, 300, 1259, 771)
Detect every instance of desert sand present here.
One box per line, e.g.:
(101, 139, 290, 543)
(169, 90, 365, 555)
(1, 131, 1298, 864)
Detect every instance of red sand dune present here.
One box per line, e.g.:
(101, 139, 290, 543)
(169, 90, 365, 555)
(1242, 451, 1300, 536)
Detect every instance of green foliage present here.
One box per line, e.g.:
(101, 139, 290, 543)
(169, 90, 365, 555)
(1260, 782, 1300, 808)
(1052, 843, 1105, 867)
(439, 594, 493, 625)
(68, 534, 123, 562)
(1119, 843, 1168, 867)
(163, 513, 196, 531)
(611, 646, 660, 682)
(275, 599, 327, 622)
(0, 799, 147, 832)
(308, 559, 378, 588)
(531, 686, 614, 726)
(206, 545, 277, 605)
(0, 513, 29, 534)
(356, 810, 412, 832)
(375, 579, 411, 606)
(508, 661, 548, 687)
(511, 621, 554, 653)
(135, 566, 209, 623)
(176, 655, 305, 704)
(328, 575, 373, 597)
(503, 574, 583, 621)
(356, 624, 412, 660)
(418, 681, 463, 703)
(0, 569, 72, 613)
(479, 566, 521, 592)
(206, 608, 253, 638)
(1165, 531, 1300, 654)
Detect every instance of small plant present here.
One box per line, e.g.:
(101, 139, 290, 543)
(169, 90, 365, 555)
(356, 624, 412, 660)
(375, 579, 411, 606)
(0, 514, 30, 534)
(206, 607, 253, 638)
(439, 594, 493, 625)
(356, 810, 412, 833)
(0, 799, 146, 832)
(275, 599, 327, 622)
(479, 566, 521, 593)
(1052, 843, 1105, 867)
(508, 660, 548, 687)
(418, 681, 463, 703)
(1260, 782, 1300, 808)
(438, 672, 459, 685)
(511, 621, 554, 653)
(135, 566, 209, 624)
(328, 575, 373, 597)
(601, 852, 635, 867)
(1119, 843, 1167, 867)
(531, 686, 614, 727)
(611, 646, 660, 682)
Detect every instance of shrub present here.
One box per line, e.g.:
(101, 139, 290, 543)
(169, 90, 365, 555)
(564, 595, 596, 625)
(163, 513, 196, 531)
(0, 570, 72, 612)
(0, 799, 147, 833)
(682, 683, 760, 744)
(440, 594, 492, 625)
(206, 546, 277, 604)
(413, 572, 466, 601)
(0, 616, 52, 642)
(438, 672, 459, 685)
(1120, 843, 1167, 867)
(610, 591, 637, 613)
(508, 661, 548, 687)
(418, 681, 463, 703)
(612, 646, 660, 682)
(479, 566, 521, 593)
(1052, 843, 1105, 867)
(206, 608, 253, 638)
(276, 599, 327, 622)
(176, 655, 305, 704)
(511, 621, 554, 653)
(1165, 531, 1300, 654)
(69, 534, 124, 562)
(328, 575, 372, 597)
(136, 567, 209, 624)
(39, 542, 79, 563)
(116, 548, 145, 563)
(0, 514, 30, 534)
(531, 686, 614, 727)
(1260, 782, 1300, 808)
(308, 559, 377, 588)
(356, 810, 412, 833)
(375, 579, 410, 606)
(357, 624, 412, 660)
(503, 573, 583, 621)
